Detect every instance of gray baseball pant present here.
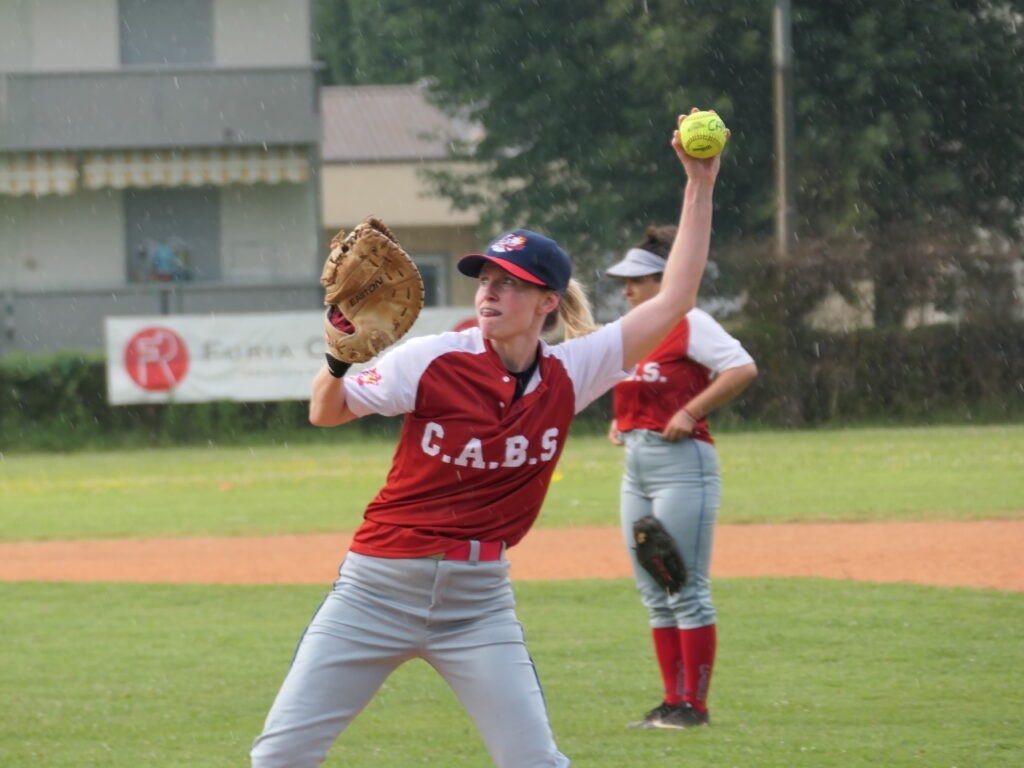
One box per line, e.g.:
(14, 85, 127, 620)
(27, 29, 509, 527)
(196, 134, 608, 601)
(618, 430, 721, 629)
(250, 551, 570, 767)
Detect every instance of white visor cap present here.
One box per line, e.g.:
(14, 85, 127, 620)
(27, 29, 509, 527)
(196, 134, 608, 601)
(604, 248, 667, 277)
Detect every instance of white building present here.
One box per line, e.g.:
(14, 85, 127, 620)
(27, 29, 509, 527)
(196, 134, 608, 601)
(0, 0, 321, 353)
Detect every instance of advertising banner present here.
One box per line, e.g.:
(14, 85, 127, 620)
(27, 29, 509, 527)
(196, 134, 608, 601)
(105, 307, 477, 405)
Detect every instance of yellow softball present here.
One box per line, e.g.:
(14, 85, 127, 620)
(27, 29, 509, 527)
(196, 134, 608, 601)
(678, 111, 729, 159)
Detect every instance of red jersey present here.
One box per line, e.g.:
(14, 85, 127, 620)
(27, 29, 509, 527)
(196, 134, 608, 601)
(343, 321, 627, 557)
(612, 308, 754, 445)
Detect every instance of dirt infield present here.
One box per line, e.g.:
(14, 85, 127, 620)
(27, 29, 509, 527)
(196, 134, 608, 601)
(0, 520, 1021, 591)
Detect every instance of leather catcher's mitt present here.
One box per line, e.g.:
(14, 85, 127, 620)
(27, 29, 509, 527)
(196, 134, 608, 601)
(632, 516, 687, 594)
(320, 216, 424, 364)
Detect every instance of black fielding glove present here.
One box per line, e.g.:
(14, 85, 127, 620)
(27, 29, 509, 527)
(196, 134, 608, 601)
(632, 516, 688, 594)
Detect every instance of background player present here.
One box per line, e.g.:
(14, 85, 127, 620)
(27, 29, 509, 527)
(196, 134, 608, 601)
(250, 109, 725, 767)
(606, 230, 758, 729)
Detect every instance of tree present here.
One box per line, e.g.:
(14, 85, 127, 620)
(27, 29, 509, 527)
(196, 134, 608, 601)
(312, 0, 779, 310)
(313, 0, 429, 85)
(792, 0, 1024, 324)
(313, 0, 1024, 325)
(351, 1, 776, 268)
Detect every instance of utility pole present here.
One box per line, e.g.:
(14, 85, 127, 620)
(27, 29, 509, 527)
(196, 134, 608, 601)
(773, 0, 796, 262)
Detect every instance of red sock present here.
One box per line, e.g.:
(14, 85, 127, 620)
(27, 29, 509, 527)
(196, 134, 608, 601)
(680, 624, 716, 712)
(652, 627, 684, 705)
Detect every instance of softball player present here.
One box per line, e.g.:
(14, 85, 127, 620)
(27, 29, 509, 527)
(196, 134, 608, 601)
(250, 112, 724, 768)
(606, 230, 758, 729)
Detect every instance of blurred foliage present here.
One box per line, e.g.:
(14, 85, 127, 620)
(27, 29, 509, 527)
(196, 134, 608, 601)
(313, 0, 1024, 327)
(0, 353, 320, 452)
(733, 320, 1024, 427)
(314, 0, 772, 252)
(2, 324, 1020, 451)
(793, 0, 1024, 325)
(314, 0, 432, 84)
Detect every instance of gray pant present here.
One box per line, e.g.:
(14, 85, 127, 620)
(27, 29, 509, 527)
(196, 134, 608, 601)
(251, 551, 570, 768)
(619, 430, 721, 629)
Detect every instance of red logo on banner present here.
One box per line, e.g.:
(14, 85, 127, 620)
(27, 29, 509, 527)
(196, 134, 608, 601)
(124, 327, 190, 391)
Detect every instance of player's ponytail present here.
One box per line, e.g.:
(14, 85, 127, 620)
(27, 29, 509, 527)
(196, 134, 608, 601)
(546, 278, 599, 339)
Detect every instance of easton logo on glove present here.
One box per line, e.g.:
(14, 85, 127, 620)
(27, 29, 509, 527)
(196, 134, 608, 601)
(320, 215, 424, 365)
(632, 516, 687, 594)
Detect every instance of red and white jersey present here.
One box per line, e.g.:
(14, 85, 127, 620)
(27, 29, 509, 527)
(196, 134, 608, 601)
(613, 308, 753, 444)
(343, 321, 627, 557)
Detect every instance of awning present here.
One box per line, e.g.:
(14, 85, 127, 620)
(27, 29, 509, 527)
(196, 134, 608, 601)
(0, 153, 78, 196)
(82, 146, 309, 190)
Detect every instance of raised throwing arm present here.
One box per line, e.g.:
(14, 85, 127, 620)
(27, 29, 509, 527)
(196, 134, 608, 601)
(620, 110, 725, 370)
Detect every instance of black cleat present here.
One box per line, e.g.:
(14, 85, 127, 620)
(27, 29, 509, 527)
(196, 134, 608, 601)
(627, 701, 676, 729)
(646, 701, 710, 729)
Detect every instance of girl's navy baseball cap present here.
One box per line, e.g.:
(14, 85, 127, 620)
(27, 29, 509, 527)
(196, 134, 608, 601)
(458, 229, 571, 293)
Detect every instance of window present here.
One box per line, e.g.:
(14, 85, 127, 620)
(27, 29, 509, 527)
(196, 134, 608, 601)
(125, 188, 221, 283)
(412, 253, 448, 307)
(120, 0, 213, 66)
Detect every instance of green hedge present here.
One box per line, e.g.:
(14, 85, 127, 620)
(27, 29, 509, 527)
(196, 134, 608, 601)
(2, 322, 1021, 451)
(734, 321, 1024, 426)
(0, 352, 323, 451)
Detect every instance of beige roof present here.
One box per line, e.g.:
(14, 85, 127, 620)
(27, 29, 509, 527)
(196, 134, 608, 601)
(321, 84, 479, 163)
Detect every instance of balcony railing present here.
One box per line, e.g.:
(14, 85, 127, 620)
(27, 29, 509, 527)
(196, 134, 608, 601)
(1, 281, 325, 356)
(0, 64, 321, 153)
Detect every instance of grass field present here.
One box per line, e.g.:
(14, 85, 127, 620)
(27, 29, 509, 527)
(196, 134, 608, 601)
(1, 424, 1021, 541)
(2, 579, 1021, 767)
(2, 424, 1022, 767)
